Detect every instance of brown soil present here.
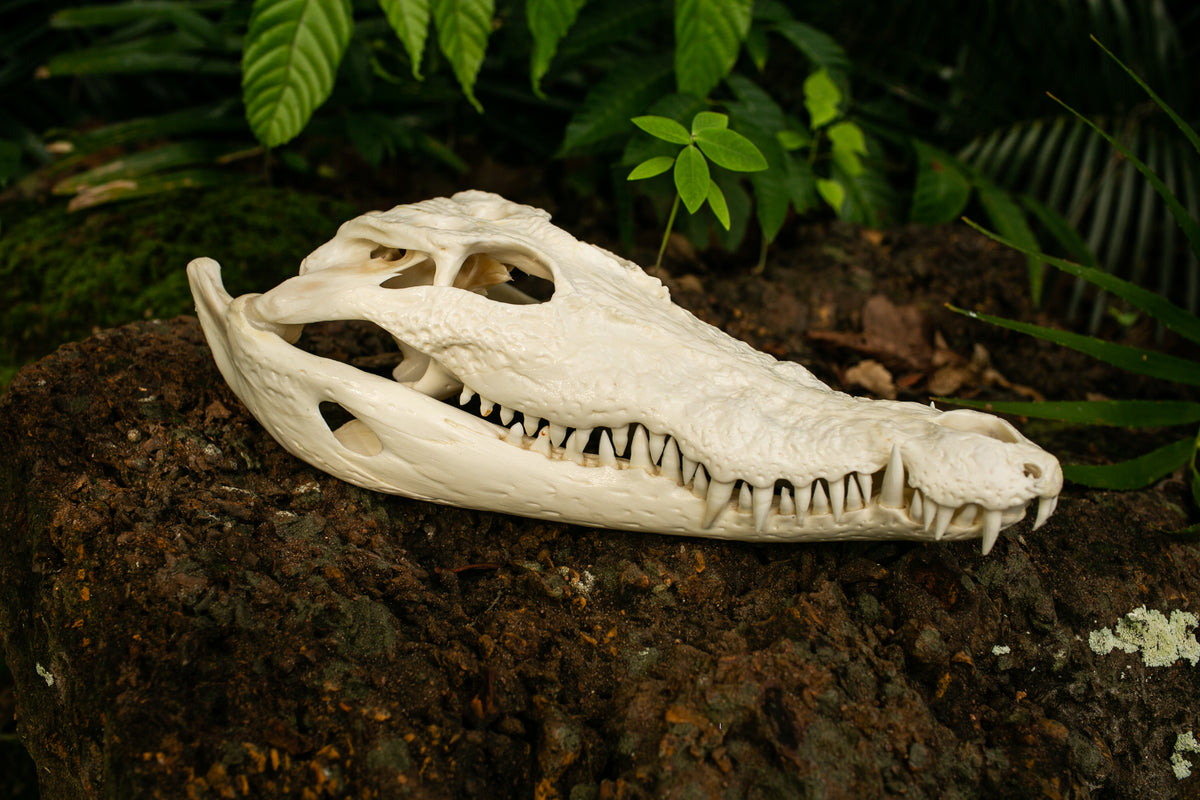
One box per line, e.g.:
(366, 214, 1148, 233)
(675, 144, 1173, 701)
(1, 203, 1199, 799)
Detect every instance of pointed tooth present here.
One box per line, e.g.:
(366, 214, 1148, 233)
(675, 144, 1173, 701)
(794, 483, 812, 521)
(564, 430, 586, 464)
(922, 497, 938, 531)
(880, 445, 904, 508)
(681, 454, 699, 485)
(738, 482, 752, 510)
(509, 422, 524, 440)
(1034, 495, 1057, 529)
(532, 429, 552, 456)
(810, 481, 829, 515)
(612, 424, 630, 456)
(629, 425, 653, 471)
(479, 397, 495, 417)
(500, 405, 515, 426)
(459, 386, 475, 406)
(661, 438, 682, 482)
(934, 505, 954, 540)
(548, 422, 568, 448)
(957, 503, 978, 527)
(752, 485, 772, 533)
(856, 472, 872, 505)
(779, 486, 795, 516)
(693, 466, 709, 497)
(846, 474, 863, 511)
(702, 479, 735, 528)
(909, 488, 923, 522)
(829, 477, 845, 521)
(981, 509, 1003, 555)
(598, 431, 617, 467)
(523, 413, 542, 438)
(648, 431, 666, 463)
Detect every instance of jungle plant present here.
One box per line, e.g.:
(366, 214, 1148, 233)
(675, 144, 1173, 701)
(626, 111, 766, 268)
(948, 41, 1200, 512)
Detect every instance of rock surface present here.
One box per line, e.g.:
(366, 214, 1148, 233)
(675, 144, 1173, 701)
(1, 314, 1198, 799)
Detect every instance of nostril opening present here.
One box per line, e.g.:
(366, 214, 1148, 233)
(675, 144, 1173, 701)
(1023, 463, 1042, 480)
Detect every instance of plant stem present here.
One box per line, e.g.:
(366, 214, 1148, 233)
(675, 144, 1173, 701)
(654, 194, 681, 271)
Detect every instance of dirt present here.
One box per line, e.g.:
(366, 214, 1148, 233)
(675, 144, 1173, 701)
(1, 208, 1199, 799)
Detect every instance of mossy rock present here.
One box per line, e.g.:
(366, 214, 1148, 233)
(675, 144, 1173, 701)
(1, 185, 355, 388)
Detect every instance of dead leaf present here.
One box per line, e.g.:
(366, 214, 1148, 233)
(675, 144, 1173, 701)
(844, 359, 897, 399)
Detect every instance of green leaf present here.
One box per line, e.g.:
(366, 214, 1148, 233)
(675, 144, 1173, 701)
(909, 140, 970, 225)
(632, 115, 692, 145)
(691, 111, 728, 133)
(51, 2, 226, 48)
(432, 0, 494, 112)
(803, 69, 840, 129)
(772, 19, 849, 75)
(828, 120, 866, 176)
(527, 0, 586, 94)
(43, 34, 239, 76)
(938, 398, 1200, 428)
(242, 0, 354, 148)
(706, 179, 730, 229)
(674, 0, 752, 98)
(558, 56, 673, 155)
(693, 128, 767, 172)
(53, 141, 240, 194)
(674, 145, 710, 213)
(974, 180, 1045, 305)
(816, 177, 844, 211)
(627, 155, 676, 181)
(777, 129, 810, 150)
(1063, 435, 1194, 490)
(947, 304, 1200, 386)
(963, 219, 1200, 346)
(380, 0, 431, 80)
(1018, 196, 1101, 269)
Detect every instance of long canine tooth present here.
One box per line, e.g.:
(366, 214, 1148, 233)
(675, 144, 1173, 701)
(681, 454, 699, 485)
(779, 486, 795, 516)
(794, 482, 812, 521)
(738, 482, 752, 510)
(846, 475, 863, 511)
(459, 386, 475, 406)
(981, 509, 1003, 555)
(612, 424, 630, 456)
(702, 479, 735, 528)
(881, 445, 904, 508)
(548, 422, 568, 448)
(500, 405, 515, 426)
(564, 430, 586, 464)
(910, 488, 923, 521)
(523, 413, 542, 437)
(648, 431, 666, 463)
(752, 485, 772, 532)
(811, 481, 829, 515)
(479, 397, 495, 417)
(934, 505, 954, 540)
(598, 431, 617, 467)
(661, 438, 682, 482)
(1034, 496, 1057, 529)
(629, 425, 653, 471)
(829, 477, 845, 521)
(922, 497, 938, 531)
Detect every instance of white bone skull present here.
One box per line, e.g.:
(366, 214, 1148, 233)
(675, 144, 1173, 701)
(187, 190, 1062, 554)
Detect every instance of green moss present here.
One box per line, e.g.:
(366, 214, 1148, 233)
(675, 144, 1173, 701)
(1, 186, 355, 389)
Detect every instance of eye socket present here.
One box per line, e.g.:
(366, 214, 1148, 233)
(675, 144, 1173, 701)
(935, 409, 1020, 443)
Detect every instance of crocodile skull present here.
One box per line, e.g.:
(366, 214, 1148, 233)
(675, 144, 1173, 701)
(187, 190, 1061, 553)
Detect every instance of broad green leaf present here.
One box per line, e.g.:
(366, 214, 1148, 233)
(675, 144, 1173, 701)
(674, 145, 710, 213)
(975, 180, 1045, 305)
(632, 115, 692, 145)
(909, 140, 970, 225)
(528, 0, 586, 94)
(691, 112, 728, 133)
(724, 73, 787, 131)
(743, 25, 768, 71)
(1063, 435, 1194, 490)
(380, 0, 431, 79)
(964, 219, 1200, 346)
(242, 0, 353, 148)
(816, 177, 843, 211)
(947, 304, 1200, 386)
(674, 0, 752, 98)
(803, 69, 840, 129)
(938, 398, 1200, 428)
(432, 0, 494, 112)
(773, 20, 849, 75)
(558, 56, 673, 155)
(706, 179, 730, 229)
(627, 156, 675, 180)
(694, 128, 767, 172)
(777, 129, 810, 150)
(828, 120, 865, 176)
(724, 108, 790, 242)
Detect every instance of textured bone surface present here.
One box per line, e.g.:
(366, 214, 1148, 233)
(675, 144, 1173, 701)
(187, 190, 1062, 553)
